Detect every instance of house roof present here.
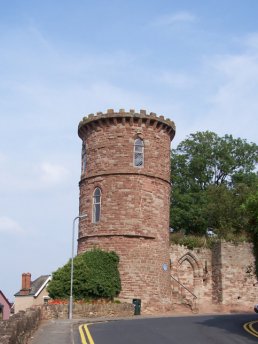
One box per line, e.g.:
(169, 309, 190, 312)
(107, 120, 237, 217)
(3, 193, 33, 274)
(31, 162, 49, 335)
(0, 290, 11, 307)
(14, 275, 51, 297)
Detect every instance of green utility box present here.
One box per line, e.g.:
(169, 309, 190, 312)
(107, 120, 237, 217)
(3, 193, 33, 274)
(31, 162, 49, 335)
(132, 299, 141, 315)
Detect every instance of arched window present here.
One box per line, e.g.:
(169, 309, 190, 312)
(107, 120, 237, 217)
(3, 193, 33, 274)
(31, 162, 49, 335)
(93, 187, 101, 223)
(81, 142, 86, 173)
(134, 138, 144, 167)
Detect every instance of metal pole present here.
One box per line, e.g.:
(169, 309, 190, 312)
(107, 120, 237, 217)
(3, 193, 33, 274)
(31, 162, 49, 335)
(69, 214, 87, 320)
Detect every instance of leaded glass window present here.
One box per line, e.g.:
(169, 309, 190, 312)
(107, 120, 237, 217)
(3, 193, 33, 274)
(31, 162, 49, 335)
(93, 187, 101, 223)
(81, 142, 86, 173)
(134, 138, 144, 167)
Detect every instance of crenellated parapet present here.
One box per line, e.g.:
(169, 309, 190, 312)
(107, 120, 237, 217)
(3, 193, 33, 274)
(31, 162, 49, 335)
(78, 108, 176, 140)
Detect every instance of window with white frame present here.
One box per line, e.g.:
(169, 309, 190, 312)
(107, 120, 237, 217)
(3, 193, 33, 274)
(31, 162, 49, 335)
(81, 142, 86, 173)
(134, 138, 144, 167)
(93, 187, 101, 223)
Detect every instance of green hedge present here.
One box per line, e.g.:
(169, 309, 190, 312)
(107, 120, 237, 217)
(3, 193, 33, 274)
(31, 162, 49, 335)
(47, 249, 121, 300)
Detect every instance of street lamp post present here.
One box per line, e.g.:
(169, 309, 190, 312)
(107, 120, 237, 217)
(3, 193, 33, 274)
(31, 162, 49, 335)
(69, 214, 87, 320)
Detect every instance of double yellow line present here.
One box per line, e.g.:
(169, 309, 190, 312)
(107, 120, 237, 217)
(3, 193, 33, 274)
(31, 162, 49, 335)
(243, 321, 258, 338)
(79, 324, 95, 344)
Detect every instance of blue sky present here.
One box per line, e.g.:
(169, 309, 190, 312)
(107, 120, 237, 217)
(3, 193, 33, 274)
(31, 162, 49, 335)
(1, 0, 258, 301)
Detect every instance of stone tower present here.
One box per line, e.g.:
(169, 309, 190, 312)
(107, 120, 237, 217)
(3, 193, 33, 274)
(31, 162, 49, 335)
(77, 109, 176, 313)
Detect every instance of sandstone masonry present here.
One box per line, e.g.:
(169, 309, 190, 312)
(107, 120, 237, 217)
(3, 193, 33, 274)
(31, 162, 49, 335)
(41, 303, 134, 320)
(170, 241, 258, 313)
(77, 109, 176, 313)
(0, 308, 41, 344)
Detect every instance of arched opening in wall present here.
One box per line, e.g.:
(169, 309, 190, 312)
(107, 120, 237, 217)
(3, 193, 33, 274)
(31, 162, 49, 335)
(177, 252, 201, 299)
(179, 259, 194, 295)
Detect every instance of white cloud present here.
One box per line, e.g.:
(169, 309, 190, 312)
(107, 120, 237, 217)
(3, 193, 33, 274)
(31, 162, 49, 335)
(153, 11, 196, 26)
(212, 53, 258, 80)
(212, 56, 258, 104)
(158, 71, 195, 89)
(200, 45, 258, 141)
(39, 162, 70, 185)
(0, 158, 72, 193)
(157, 33, 258, 144)
(0, 216, 25, 234)
(0, 152, 6, 163)
(244, 33, 258, 51)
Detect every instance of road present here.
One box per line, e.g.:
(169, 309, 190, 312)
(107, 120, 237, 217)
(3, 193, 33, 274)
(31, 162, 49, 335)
(78, 314, 258, 344)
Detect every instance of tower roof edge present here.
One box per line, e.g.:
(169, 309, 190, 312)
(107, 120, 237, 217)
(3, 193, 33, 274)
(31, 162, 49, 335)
(78, 109, 176, 139)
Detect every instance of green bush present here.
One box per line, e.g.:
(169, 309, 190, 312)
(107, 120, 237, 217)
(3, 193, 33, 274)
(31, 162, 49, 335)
(170, 232, 216, 249)
(47, 248, 121, 300)
(170, 231, 251, 250)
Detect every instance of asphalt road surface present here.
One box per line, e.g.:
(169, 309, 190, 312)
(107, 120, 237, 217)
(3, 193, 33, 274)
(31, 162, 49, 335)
(78, 314, 258, 344)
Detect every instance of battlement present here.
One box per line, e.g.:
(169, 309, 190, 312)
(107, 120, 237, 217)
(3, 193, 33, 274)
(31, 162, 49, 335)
(78, 109, 176, 140)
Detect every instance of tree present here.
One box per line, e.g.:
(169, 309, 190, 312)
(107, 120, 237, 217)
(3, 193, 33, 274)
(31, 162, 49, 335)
(47, 249, 121, 300)
(170, 131, 258, 236)
(242, 185, 258, 233)
(172, 131, 257, 188)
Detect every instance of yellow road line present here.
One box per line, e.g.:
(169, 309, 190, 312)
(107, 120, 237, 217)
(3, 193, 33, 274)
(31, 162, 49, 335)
(79, 324, 95, 344)
(243, 321, 258, 338)
(79, 325, 88, 344)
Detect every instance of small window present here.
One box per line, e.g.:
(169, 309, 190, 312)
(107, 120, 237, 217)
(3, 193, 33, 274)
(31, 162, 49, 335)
(134, 138, 144, 167)
(93, 187, 101, 223)
(81, 143, 86, 173)
(0, 304, 3, 321)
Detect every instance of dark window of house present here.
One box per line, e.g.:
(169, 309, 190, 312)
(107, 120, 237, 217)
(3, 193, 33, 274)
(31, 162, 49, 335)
(0, 304, 3, 321)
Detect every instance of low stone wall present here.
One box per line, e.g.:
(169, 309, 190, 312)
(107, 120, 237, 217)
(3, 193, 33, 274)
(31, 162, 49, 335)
(0, 307, 41, 344)
(42, 302, 135, 320)
(0, 303, 134, 343)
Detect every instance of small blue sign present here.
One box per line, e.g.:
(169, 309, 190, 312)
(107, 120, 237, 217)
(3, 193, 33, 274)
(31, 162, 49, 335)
(162, 263, 168, 271)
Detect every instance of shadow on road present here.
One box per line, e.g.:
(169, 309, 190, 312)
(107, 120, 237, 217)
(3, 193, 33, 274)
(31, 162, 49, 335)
(195, 313, 257, 342)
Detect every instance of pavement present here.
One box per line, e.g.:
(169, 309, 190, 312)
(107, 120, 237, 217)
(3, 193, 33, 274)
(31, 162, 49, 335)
(28, 319, 76, 344)
(28, 317, 135, 344)
(27, 315, 169, 344)
(28, 316, 143, 344)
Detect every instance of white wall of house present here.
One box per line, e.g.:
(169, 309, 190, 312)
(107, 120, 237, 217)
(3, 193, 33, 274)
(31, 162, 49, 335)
(14, 286, 49, 313)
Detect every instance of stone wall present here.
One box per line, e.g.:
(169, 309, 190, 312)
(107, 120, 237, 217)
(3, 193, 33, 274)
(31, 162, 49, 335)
(220, 241, 258, 309)
(0, 308, 41, 344)
(41, 303, 134, 319)
(0, 303, 134, 344)
(170, 243, 213, 311)
(170, 241, 258, 313)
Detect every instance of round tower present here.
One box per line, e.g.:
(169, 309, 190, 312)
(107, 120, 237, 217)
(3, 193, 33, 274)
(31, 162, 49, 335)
(77, 109, 176, 313)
